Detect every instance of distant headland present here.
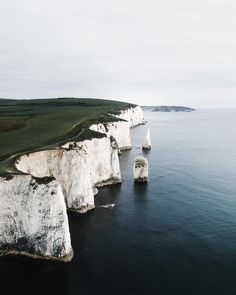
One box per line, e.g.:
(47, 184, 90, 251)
(143, 106, 196, 112)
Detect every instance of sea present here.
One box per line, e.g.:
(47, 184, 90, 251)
(1, 109, 236, 295)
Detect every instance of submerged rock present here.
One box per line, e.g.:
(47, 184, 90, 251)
(142, 128, 151, 150)
(134, 156, 148, 182)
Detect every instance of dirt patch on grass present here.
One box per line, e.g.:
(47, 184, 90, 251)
(0, 119, 26, 133)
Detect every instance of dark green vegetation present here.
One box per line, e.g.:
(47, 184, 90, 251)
(0, 98, 135, 173)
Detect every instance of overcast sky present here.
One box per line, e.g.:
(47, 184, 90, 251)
(1, 0, 236, 107)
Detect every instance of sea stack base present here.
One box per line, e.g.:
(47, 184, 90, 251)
(142, 146, 151, 151)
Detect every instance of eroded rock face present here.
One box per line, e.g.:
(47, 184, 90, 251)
(16, 137, 122, 213)
(0, 174, 73, 261)
(62, 137, 122, 188)
(112, 106, 145, 128)
(134, 156, 148, 182)
(16, 149, 95, 213)
(89, 121, 132, 150)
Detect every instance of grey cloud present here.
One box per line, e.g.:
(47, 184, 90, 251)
(0, 0, 236, 107)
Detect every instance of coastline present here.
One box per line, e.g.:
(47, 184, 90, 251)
(0, 104, 145, 261)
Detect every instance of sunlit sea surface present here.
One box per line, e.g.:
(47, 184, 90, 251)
(1, 109, 236, 295)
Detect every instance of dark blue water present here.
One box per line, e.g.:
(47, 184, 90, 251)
(1, 109, 236, 295)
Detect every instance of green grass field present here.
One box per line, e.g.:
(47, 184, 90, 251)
(0, 98, 135, 173)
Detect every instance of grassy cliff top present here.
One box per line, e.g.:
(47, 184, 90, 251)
(0, 98, 136, 173)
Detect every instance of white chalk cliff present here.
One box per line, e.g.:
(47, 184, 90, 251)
(0, 105, 144, 261)
(112, 106, 145, 128)
(0, 174, 73, 261)
(89, 120, 132, 150)
(15, 149, 96, 213)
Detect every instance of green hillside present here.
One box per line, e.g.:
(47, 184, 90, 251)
(0, 98, 135, 173)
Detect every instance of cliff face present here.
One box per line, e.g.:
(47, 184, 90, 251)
(62, 137, 122, 187)
(15, 149, 95, 213)
(112, 106, 145, 128)
(0, 105, 144, 261)
(16, 136, 121, 213)
(89, 106, 144, 150)
(0, 174, 73, 261)
(89, 120, 132, 150)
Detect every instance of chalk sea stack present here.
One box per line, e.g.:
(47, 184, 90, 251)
(134, 156, 148, 182)
(142, 128, 151, 150)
